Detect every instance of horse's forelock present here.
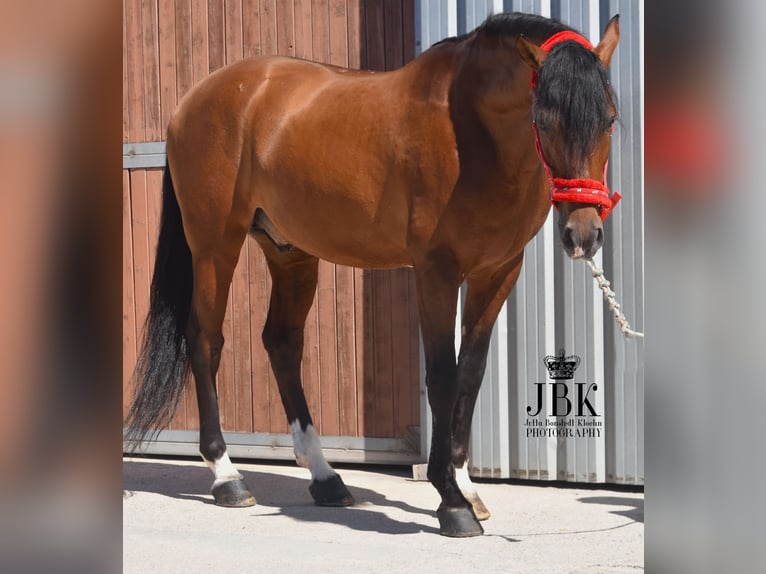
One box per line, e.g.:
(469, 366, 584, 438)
(534, 41, 616, 168)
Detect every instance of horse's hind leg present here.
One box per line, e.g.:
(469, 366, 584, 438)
(187, 241, 257, 507)
(188, 255, 256, 506)
(255, 237, 354, 506)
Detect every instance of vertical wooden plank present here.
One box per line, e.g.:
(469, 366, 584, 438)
(317, 261, 339, 436)
(208, 0, 226, 72)
(293, 0, 312, 60)
(302, 296, 321, 431)
(173, 382, 193, 432)
(130, 170, 150, 336)
(268, 379, 288, 433)
(142, 0, 162, 141)
(408, 271, 420, 425)
(158, 0, 177, 136)
(358, 269, 375, 436)
(183, 368, 200, 431)
(249, 242, 274, 433)
(363, 0, 384, 71)
(145, 169, 164, 274)
(402, 0, 416, 64)
(390, 268, 412, 436)
(218, 289, 237, 431)
(346, 0, 361, 69)
(225, 0, 244, 65)
(383, 0, 403, 69)
(311, 0, 329, 63)
(356, 0, 366, 70)
(372, 270, 394, 437)
(275, 0, 295, 57)
(242, 0, 262, 58)
(267, 303, 289, 434)
(175, 0, 194, 101)
(232, 242, 254, 432)
(123, 170, 137, 413)
(260, 0, 277, 56)
(336, 265, 358, 436)
(191, 0, 210, 85)
(328, 0, 347, 66)
(123, 1, 130, 142)
(126, 0, 146, 142)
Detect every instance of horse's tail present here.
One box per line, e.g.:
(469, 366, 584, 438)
(124, 163, 193, 449)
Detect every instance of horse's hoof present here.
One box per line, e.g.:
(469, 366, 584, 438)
(309, 474, 354, 506)
(437, 506, 484, 537)
(211, 478, 256, 507)
(466, 494, 491, 521)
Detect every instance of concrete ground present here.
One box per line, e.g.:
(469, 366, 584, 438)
(123, 456, 643, 573)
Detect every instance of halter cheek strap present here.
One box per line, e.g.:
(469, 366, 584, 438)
(530, 31, 622, 221)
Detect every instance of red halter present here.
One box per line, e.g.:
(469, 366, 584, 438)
(530, 31, 621, 221)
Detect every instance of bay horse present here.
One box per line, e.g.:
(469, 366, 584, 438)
(126, 12, 621, 537)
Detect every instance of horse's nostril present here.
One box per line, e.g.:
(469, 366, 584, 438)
(595, 227, 604, 245)
(562, 227, 575, 250)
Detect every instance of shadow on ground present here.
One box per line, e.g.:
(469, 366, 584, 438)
(486, 495, 643, 543)
(577, 495, 644, 523)
(123, 460, 439, 535)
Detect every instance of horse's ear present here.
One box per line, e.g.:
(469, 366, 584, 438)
(593, 15, 620, 67)
(517, 35, 547, 71)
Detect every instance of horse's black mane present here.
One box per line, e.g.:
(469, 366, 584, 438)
(479, 12, 572, 39)
(535, 40, 616, 169)
(432, 12, 616, 170)
(433, 12, 571, 46)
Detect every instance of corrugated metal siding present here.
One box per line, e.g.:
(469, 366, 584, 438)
(415, 0, 644, 484)
(603, 0, 644, 485)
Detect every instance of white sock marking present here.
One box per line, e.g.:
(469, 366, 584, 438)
(455, 462, 478, 498)
(202, 451, 242, 488)
(290, 420, 336, 481)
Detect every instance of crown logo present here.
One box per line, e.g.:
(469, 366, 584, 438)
(543, 349, 581, 380)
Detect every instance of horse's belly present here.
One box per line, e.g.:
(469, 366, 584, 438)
(271, 220, 413, 269)
(256, 184, 413, 269)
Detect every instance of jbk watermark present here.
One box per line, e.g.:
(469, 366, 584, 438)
(524, 349, 603, 438)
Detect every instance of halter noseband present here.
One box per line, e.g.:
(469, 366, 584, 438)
(530, 31, 621, 221)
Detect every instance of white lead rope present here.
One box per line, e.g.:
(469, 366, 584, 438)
(586, 260, 644, 339)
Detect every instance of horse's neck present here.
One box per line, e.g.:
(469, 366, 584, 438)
(449, 38, 538, 178)
(400, 41, 464, 106)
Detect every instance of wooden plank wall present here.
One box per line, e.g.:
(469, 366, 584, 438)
(123, 1, 419, 440)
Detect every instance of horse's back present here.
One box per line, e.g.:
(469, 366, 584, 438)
(169, 55, 399, 155)
(167, 57, 348, 156)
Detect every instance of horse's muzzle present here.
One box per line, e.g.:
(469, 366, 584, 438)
(561, 222, 604, 260)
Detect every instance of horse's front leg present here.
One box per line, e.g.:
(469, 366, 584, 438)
(451, 254, 525, 522)
(414, 253, 482, 537)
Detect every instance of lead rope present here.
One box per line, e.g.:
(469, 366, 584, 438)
(585, 260, 644, 338)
